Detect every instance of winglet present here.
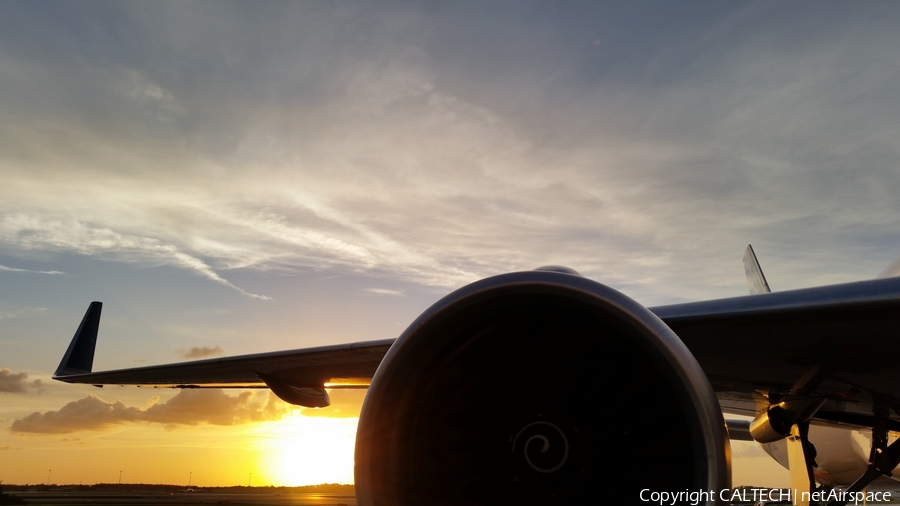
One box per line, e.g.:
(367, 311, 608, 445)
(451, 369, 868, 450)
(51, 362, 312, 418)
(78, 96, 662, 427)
(877, 255, 900, 279)
(54, 302, 103, 378)
(743, 245, 771, 295)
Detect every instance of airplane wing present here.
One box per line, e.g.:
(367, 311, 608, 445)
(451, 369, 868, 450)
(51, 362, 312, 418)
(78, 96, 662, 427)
(656, 276, 900, 431)
(53, 302, 393, 407)
(54, 276, 900, 427)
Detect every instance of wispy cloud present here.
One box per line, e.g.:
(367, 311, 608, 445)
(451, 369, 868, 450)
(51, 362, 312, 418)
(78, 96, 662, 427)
(119, 69, 185, 122)
(366, 288, 404, 296)
(0, 3, 899, 305)
(10, 390, 290, 434)
(178, 346, 224, 359)
(0, 263, 63, 275)
(0, 307, 47, 320)
(0, 215, 270, 300)
(0, 368, 47, 394)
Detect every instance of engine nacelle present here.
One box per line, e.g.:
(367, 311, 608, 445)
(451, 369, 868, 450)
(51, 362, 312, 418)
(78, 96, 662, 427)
(355, 270, 729, 505)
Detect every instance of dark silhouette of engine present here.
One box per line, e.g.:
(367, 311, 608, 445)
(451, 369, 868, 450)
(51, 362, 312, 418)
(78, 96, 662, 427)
(355, 270, 729, 505)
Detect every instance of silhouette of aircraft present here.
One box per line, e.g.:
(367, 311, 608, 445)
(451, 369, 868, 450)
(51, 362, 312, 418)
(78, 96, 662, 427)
(54, 246, 900, 505)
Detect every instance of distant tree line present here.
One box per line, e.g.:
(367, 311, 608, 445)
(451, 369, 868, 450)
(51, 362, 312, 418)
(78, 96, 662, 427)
(0, 483, 353, 494)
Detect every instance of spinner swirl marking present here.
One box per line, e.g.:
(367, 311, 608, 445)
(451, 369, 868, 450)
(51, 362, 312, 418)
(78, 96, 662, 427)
(511, 421, 570, 473)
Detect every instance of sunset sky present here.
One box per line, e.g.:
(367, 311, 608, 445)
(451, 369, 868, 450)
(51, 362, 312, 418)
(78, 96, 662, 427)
(3, 0, 900, 488)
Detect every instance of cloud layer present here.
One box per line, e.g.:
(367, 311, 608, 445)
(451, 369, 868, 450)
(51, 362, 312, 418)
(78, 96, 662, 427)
(2, 3, 900, 305)
(10, 390, 289, 434)
(179, 346, 224, 359)
(0, 368, 46, 394)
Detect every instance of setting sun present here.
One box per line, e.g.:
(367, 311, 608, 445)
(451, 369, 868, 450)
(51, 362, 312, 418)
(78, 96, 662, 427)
(257, 414, 358, 486)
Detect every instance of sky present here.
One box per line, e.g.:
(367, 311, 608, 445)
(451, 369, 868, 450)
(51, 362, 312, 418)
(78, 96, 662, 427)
(2, 0, 900, 489)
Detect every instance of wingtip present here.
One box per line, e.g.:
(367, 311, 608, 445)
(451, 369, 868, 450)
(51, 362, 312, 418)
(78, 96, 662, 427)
(54, 301, 103, 379)
(743, 244, 772, 295)
(877, 255, 900, 279)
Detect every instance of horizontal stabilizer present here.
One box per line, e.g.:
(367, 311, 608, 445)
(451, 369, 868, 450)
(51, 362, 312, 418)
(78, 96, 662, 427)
(743, 244, 771, 295)
(54, 302, 102, 377)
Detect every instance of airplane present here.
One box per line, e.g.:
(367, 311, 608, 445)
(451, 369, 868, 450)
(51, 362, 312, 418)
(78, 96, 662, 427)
(52, 246, 900, 506)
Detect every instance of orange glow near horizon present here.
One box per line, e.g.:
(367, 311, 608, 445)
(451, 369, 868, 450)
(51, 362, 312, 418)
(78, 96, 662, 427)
(0, 387, 367, 488)
(0, 414, 360, 487)
(1, 388, 785, 488)
(0, 412, 788, 487)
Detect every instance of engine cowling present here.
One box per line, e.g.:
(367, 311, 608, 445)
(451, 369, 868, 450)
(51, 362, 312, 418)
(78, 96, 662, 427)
(355, 270, 729, 505)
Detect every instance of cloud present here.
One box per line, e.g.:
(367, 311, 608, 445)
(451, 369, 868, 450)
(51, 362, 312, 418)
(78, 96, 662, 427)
(143, 390, 289, 428)
(119, 69, 185, 122)
(11, 395, 144, 433)
(2, 3, 900, 304)
(366, 288, 404, 296)
(0, 263, 63, 275)
(0, 307, 47, 321)
(10, 390, 290, 434)
(178, 346, 224, 359)
(0, 215, 271, 300)
(0, 368, 47, 394)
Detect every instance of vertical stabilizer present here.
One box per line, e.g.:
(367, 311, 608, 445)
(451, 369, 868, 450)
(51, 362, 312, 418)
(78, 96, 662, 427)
(54, 302, 102, 377)
(743, 244, 771, 295)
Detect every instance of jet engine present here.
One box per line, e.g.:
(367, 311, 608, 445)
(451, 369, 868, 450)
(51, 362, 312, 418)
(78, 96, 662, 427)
(355, 269, 730, 505)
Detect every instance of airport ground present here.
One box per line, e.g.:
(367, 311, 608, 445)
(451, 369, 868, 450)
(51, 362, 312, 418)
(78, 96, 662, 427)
(0, 485, 356, 506)
(7, 484, 900, 505)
